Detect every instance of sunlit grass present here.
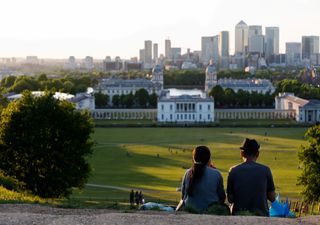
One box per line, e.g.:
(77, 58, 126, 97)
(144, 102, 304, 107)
(72, 127, 308, 203)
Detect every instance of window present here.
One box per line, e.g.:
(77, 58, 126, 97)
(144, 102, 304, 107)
(185, 114, 187, 120)
(208, 114, 210, 120)
(200, 114, 202, 120)
(199, 104, 202, 111)
(170, 114, 172, 120)
(189, 114, 191, 120)
(161, 114, 164, 120)
(208, 104, 211, 110)
(193, 114, 195, 120)
(170, 104, 173, 110)
(161, 104, 164, 110)
(177, 114, 179, 120)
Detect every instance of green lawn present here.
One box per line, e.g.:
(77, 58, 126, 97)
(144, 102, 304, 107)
(72, 127, 308, 204)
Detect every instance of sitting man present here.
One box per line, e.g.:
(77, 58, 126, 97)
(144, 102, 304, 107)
(227, 138, 276, 216)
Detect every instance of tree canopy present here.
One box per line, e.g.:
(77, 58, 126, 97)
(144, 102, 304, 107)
(297, 125, 320, 202)
(0, 91, 94, 198)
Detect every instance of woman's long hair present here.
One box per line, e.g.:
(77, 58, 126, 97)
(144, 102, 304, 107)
(187, 146, 211, 196)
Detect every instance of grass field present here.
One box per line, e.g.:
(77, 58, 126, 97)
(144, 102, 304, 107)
(72, 127, 308, 204)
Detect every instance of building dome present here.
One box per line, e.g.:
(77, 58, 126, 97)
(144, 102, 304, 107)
(152, 64, 163, 74)
(206, 64, 216, 74)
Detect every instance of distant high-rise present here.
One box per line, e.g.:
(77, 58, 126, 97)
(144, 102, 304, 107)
(165, 39, 171, 59)
(265, 27, 279, 58)
(219, 31, 229, 69)
(171, 47, 181, 63)
(213, 35, 219, 64)
(84, 56, 93, 70)
(68, 56, 77, 70)
(201, 36, 214, 65)
(285, 42, 301, 66)
(248, 25, 263, 55)
(302, 36, 319, 60)
(249, 35, 265, 54)
(235, 20, 249, 55)
(139, 49, 145, 62)
(248, 25, 262, 38)
(144, 40, 152, 69)
(153, 43, 158, 62)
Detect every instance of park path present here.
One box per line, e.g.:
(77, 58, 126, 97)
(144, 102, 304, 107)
(86, 183, 175, 193)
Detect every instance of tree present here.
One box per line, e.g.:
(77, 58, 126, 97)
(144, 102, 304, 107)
(112, 95, 120, 107)
(94, 92, 109, 108)
(0, 91, 94, 198)
(297, 125, 320, 202)
(134, 88, 149, 108)
(149, 92, 158, 108)
(209, 85, 225, 107)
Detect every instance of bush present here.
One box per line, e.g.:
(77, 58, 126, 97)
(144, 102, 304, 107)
(0, 170, 24, 192)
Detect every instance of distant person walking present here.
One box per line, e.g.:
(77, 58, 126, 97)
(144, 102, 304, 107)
(227, 138, 276, 216)
(129, 190, 134, 207)
(139, 191, 144, 204)
(178, 146, 226, 213)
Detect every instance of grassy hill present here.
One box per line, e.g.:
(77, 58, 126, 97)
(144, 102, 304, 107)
(72, 127, 307, 204)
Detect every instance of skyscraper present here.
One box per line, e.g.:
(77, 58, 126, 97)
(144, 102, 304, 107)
(153, 43, 158, 62)
(248, 25, 264, 55)
(201, 36, 214, 65)
(165, 39, 171, 59)
(265, 27, 279, 58)
(144, 40, 152, 69)
(285, 42, 301, 66)
(213, 35, 219, 64)
(235, 20, 248, 55)
(219, 31, 229, 69)
(302, 36, 319, 60)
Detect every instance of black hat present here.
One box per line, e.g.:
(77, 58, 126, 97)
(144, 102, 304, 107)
(240, 138, 260, 153)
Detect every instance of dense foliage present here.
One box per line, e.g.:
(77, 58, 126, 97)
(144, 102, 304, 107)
(298, 125, 320, 202)
(276, 79, 320, 99)
(0, 91, 94, 198)
(209, 85, 274, 108)
(0, 74, 97, 94)
(164, 70, 205, 86)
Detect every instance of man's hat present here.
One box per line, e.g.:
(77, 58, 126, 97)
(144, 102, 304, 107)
(240, 138, 260, 152)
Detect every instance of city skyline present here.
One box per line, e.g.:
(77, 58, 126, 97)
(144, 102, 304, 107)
(0, 0, 319, 59)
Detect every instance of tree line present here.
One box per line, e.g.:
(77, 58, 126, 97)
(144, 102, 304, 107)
(209, 85, 275, 108)
(0, 74, 97, 94)
(94, 88, 158, 109)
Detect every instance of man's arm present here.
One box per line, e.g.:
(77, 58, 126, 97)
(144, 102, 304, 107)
(266, 168, 276, 202)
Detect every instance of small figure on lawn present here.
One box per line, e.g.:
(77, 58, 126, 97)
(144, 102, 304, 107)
(129, 189, 134, 207)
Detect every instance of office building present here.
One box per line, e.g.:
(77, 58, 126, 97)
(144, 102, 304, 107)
(235, 20, 249, 55)
(68, 56, 77, 70)
(165, 39, 171, 59)
(265, 27, 279, 58)
(249, 35, 265, 54)
(219, 31, 229, 69)
(286, 42, 301, 66)
(302, 36, 319, 60)
(201, 36, 214, 65)
(153, 43, 158, 62)
(144, 40, 153, 69)
(84, 56, 94, 70)
(171, 47, 181, 63)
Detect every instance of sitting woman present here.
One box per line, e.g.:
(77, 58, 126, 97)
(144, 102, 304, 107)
(179, 146, 226, 213)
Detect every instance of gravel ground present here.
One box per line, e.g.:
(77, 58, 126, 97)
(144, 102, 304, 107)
(0, 204, 319, 225)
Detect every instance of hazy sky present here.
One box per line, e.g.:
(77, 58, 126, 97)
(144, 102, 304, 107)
(0, 0, 319, 59)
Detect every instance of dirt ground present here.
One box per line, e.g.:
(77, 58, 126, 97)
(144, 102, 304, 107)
(0, 204, 319, 225)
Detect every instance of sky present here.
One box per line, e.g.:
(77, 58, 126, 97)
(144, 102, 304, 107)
(0, 0, 319, 59)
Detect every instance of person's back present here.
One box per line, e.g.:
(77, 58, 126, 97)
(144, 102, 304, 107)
(227, 161, 274, 216)
(227, 138, 275, 216)
(182, 166, 225, 212)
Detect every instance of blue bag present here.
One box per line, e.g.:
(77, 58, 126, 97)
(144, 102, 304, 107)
(269, 194, 295, 218)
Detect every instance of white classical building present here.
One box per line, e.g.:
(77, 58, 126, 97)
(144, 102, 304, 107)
(205, 61, 275, 94)
(275, 92, 320, 123)
(157, 89, 214, 123)
(95, 64, 163, 105)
